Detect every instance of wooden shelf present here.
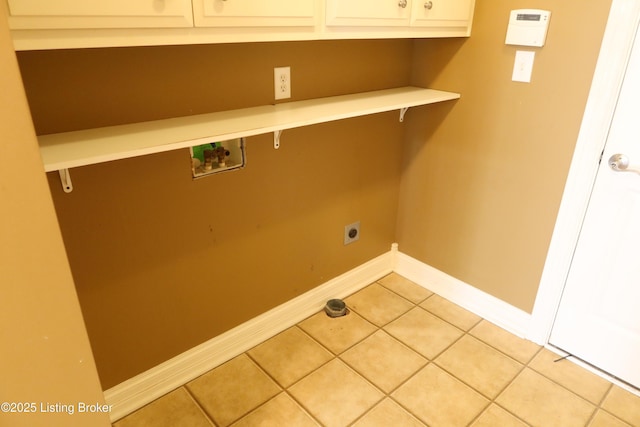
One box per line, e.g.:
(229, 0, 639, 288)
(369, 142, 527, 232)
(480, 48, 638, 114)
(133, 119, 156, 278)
(38, 86, 460, 172)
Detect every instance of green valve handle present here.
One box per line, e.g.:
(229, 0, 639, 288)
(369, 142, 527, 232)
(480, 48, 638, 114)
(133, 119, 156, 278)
(191, 143, 214, 162)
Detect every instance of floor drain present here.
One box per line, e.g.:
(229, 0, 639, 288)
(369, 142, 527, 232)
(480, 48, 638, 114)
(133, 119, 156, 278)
(325, 299, 347, 318)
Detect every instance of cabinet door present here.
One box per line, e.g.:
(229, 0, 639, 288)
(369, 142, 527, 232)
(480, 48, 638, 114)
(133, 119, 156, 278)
(6, 0, 194, 29)
(326, 0, 412, 27)
(411, 0, 472, 27)
(194, 0, 316, 27)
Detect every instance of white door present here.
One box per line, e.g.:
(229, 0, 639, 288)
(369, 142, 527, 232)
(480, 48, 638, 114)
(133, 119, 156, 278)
(549, 25, 640, 388)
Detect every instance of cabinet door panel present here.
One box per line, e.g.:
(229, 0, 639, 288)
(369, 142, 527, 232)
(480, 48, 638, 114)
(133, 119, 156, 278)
(194, 0, 316, 27)
(7, 0, 194, 29)
(411, 0, 472, 27)
(326, 0, 412, 27)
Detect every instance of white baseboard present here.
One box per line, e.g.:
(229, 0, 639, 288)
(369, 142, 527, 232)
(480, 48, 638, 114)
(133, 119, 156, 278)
(394, 251, 532, 338)
(105, 246, 534, 422)
(104, 249, 394, 422)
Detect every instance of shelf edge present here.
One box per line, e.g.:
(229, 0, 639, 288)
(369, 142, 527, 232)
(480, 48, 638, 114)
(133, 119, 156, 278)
(40, 87, 461, 172)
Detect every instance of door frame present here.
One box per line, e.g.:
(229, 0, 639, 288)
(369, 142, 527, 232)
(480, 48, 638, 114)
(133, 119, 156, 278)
(528, 0, 640, 345)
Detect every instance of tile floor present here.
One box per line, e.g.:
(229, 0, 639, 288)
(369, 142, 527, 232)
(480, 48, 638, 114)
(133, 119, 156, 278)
(113, 273, 640, 427)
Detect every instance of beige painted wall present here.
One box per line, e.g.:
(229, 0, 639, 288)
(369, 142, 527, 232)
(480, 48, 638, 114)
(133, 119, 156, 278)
(17, 40, 412, 388)
(398, 0, 612, 312)
(0, 4, 109, 426)
(13, 0, 613, 392)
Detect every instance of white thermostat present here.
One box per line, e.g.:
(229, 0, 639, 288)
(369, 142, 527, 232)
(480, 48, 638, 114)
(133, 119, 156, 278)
(505, 9, 551, 47)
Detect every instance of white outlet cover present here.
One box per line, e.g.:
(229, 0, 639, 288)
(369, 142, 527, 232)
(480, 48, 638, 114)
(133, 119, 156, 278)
(274, 66, 291, 100)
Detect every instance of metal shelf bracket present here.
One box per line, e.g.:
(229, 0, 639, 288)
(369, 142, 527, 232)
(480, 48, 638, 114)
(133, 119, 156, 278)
(399, 107, 409, 122)
(274, 130, 283, 149)
(58, 169, 73, 193)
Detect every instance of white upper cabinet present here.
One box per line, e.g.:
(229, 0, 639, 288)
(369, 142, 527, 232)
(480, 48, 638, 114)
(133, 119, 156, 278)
(325, 0, 473, 30)
(193, 0, 316, 27)
(6, 0, 194, 29)
(411, 0, 473, 27)
(326, 0, 413, 27)
(7, 0, 474, 50)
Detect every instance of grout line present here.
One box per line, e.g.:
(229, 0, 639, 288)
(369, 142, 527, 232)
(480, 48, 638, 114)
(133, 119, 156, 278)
(596, 382, 614, 407)
(124, 275, 637, 427)
(243, 348, 286, 388)
(345, 283, 417, 329)
(523, 348, 616, 410)
(595, 406, 635, 427)
(386, 394, 430, 426)
(291, 323, 335, 355)
(245, 326, 337, 394)
(227, 356, 285, 426)
(463, 402, 493, 427)
(309, 283, 620, 426)
(431, 328, 530, 426)
(344, 281, 501, 423)
(467, 320, 540, 365)
(483, 348, 535, 426)
(583, 405, 600, 427)
(544, 344, 640, 397)
(282, 389, 325, 427)
(375, 277, 433, 306)
(595, 390, 632, 426)
(295, 281, 428, 425)
(182, 386, 218, 427)
(231, 392, 312, 427)
(344, 396, 387, 427)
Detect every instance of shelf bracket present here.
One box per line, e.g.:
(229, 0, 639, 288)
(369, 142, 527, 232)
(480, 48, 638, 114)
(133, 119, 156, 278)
(58, 169, 73, 193)
(399, 107, 409, 122)
(274, 130, 283, 149)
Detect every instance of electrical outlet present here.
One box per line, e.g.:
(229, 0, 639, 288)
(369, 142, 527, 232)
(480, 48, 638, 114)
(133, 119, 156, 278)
(274, 66, 291, 100)
(344, 221, 360, 245)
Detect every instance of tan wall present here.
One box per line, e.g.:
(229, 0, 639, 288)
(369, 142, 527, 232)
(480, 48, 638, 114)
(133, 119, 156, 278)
(0, 3, 109, 426)
(14, 0, 613, 391)
(398, 0, 612, 312)
(17, 40, 412, 388)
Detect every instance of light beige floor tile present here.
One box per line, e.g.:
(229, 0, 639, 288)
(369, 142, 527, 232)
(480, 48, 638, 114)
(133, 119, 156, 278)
(496, 368, 596, 427)
(588, 409, 632, 427)
(288, 359, 383, 427)
(352, 398, 426, 427)
(470, 320, 540, 364)
(248, 327, 333, 388)
(528, 349, 611, 404)
(377, 273, 432, 304)
(231, 393, 319, 427)
(298, 310, 377, 354)
(114, 387, 213, 427)
(187, 354, 281, 427)
(420, 295, 482, 331)
(344, 283, 414, 327)
(470, 404, 528, 427)
(601, 386, 640, 426)
(435, 335, 522, 398)
(384, 307, 464, 359)
(392, 364, 489, 427)
(341, 329, 427, 393)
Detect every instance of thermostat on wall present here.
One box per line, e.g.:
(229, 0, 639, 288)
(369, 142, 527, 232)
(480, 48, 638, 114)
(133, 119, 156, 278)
(505, 9, 551, 47)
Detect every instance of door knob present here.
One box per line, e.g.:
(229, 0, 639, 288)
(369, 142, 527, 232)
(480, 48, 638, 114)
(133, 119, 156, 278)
(424, 1, 433, 9)
(609, 153, 630, 171)
(398, 0, 408, 8)
(609, 153, 640, 174)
